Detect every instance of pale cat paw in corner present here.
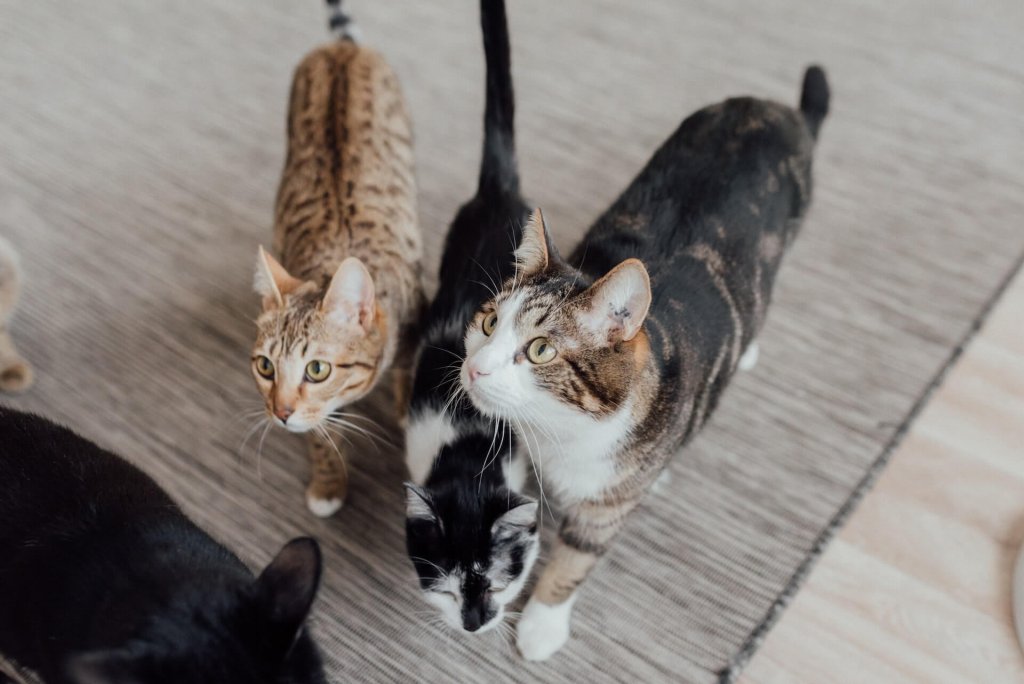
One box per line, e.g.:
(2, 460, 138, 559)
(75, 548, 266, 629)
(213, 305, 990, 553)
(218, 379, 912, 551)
(0, 237, 33, 393)
(516, 596, 576, 662)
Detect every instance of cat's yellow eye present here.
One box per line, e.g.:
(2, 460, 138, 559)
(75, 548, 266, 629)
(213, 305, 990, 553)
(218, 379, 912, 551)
(305, 360, 332, 383)
(254, 355, 275, 379)
(526, 337, 557, 364)
(482, 311, 498, 336)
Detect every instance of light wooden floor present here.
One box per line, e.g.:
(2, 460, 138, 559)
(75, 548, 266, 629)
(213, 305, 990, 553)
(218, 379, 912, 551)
(742, 271, 1024, 683)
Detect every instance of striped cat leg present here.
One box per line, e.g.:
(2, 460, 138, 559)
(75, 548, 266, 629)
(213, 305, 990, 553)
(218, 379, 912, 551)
(392, 366, 412, 428)
(305, 431, 348, 517)
(517, 497, 640, 660)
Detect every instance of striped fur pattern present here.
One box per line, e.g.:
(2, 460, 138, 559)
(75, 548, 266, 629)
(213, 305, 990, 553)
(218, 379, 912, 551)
(461, 68, 830, 660)
(251, 12, 424, 517)
(325, 0, 360, 42)
(403, 0, 539, 635)
(0, 237, 32, 393)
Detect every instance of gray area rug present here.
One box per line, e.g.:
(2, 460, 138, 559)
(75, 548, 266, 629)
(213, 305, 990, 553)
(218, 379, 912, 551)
(2, 0, 1023, 681)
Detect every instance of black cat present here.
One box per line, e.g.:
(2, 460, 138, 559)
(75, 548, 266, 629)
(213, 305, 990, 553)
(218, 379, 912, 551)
(0, 408, 327, 684)
(402, 0, 540, 635)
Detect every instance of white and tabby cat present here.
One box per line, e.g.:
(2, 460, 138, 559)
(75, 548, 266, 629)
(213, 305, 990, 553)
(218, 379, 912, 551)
(461, 68, 830, 659)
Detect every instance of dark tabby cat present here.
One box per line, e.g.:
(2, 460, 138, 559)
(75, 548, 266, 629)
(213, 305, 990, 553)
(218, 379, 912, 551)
(461, 68, 830, 659)
(403, 0, 538, 634)
(0, 408, 326, 683)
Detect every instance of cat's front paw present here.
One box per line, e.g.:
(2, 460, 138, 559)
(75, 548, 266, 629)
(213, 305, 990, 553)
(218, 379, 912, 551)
(306, 493, 343, 518)
(516, 597, 574, 661)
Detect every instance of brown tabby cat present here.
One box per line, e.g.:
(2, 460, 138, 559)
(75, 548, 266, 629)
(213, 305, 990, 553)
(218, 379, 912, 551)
(252, 2, 423, 518)
(460, 68, 830, 659)
(0, 236, 33, 393)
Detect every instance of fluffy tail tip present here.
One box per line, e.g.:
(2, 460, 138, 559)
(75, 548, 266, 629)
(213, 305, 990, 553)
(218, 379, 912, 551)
(799, 65, 829, 138)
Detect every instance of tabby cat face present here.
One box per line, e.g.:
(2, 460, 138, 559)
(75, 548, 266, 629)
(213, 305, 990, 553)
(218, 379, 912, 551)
(252, 247, 382, 433)
(461, 210, 652, 421)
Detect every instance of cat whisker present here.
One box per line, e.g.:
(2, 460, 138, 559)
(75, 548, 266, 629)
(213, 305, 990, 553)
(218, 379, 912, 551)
(323, 416, 388, 451)
(254, 421, 273, 481)
(408, 556, 447, 575)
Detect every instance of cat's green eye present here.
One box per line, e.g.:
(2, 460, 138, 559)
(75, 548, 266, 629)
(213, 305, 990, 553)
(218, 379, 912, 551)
(254, 355, 275, 379)
(482, 311, 498, 336)
(526, 337, 557, 364)
(305, 360, 332, 383)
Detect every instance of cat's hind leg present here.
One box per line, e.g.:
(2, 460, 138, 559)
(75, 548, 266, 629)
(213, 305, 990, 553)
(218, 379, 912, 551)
(305, 431, 348, 517)
(0, 329, 32, 393)
(738, 341, 760, 372)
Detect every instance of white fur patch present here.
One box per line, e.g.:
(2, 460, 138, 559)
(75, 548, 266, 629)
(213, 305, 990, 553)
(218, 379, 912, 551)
(738, 341, 760, 371)
(405, 408, 457, 485)
(516, 594, 577, 661)
(306, 494, 343, 518)
(502, 449, 528, 493)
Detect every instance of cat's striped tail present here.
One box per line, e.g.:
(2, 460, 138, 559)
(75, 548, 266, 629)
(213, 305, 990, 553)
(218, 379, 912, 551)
(326, 0, 359, 42)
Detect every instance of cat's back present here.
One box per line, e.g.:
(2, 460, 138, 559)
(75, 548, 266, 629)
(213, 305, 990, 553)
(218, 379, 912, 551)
(0, 409, 175, 551)
(274, 40, 421, 289)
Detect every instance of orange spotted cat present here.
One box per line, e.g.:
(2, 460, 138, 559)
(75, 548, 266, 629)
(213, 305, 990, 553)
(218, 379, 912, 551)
(252, 1, 423, 517)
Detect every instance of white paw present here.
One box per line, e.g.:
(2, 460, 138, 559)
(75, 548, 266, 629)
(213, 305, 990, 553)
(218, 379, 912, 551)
(651, 468, 672, 494)
(738, 341, 760, 372)
(306, 494, 343, 518)
(516, 597, 574, 661)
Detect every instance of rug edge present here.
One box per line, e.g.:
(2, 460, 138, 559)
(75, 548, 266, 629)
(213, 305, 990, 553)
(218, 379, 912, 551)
(717, 245, 1024, 684)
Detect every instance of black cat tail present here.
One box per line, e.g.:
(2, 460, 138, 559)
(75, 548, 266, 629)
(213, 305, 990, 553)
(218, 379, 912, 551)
(799, 65, 830, 140)
(478, 0, 520, 197)
(326, 0, 359, 42)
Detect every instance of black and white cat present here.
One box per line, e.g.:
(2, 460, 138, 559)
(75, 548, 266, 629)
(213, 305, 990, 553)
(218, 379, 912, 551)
(0, 408, 327, 684)
(403, 0, 539, 635)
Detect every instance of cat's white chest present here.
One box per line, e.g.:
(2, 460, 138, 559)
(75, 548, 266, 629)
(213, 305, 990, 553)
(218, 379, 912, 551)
(527, 408, 631, 503)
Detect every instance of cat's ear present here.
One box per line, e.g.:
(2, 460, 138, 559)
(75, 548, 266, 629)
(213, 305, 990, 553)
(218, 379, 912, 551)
(404, 483, 440, 527)
(321, 257, 376, 333)
(576, 258, 652, 344)
(255, 246, 305, 311)
(514, 208, 558, 276)
(491, 497, 538, 537)
(254, 537, 323, 654)
(66, 650, 142, 684)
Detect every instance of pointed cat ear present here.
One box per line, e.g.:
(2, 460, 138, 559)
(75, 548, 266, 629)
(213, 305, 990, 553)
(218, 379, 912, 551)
(254, 537, 323, 654)
(404, 483, 438, 521)
(254, 246, 305, 311)
(66, 650, 142, 684)
(491, 497, 538, 536)
(514, 208, 557, 276)
(321, 257, 376, 332)
(576, 258, 652, 344)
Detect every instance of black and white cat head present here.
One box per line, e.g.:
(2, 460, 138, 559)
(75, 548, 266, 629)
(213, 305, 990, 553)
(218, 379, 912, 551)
(65, 538, 326, 684)
(405, 484, 539, 634)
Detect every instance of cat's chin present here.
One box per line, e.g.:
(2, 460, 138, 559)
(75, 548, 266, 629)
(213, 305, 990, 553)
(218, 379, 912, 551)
(464, 384, 515, 420)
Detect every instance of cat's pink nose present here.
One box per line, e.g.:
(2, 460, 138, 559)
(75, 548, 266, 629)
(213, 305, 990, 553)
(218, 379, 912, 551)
(468, 365, 490, 383)
(274, 406, 294, 423)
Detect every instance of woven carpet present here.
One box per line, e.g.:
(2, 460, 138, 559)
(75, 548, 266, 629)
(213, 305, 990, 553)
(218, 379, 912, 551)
(1, 0, 1022, 682)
